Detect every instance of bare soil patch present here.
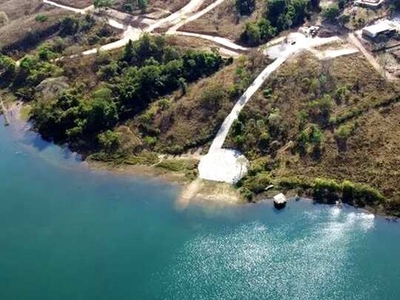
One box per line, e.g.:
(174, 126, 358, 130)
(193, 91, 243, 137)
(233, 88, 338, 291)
(180, 0, 264, 43)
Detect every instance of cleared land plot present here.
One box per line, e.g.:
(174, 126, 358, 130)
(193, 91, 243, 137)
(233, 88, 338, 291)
(180, 0, 264, 42)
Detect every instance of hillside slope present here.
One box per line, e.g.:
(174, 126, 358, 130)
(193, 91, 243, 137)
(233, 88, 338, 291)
(225, 52, 400, 215)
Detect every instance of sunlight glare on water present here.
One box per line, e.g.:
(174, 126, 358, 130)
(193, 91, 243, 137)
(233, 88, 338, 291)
(163, 207, 377, 300)
(1, 116, 400, 300)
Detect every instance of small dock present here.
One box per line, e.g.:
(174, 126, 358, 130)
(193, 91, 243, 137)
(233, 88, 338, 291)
(273, 193, 287, 210)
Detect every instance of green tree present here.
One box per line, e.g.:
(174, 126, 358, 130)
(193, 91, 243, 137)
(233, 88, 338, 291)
(258, 18, 277, 41)
(266, 0, 287, 29)
(122, 39, 135, 63)
(323, 4, 340, 22)
(178, 77, 187, 95)
(138, 0, 148, 10)
(309, 0, 320, 10)
(85, 94, 119, 133)
(236, 0, 256, 16)
(94, 0, 113, 10)
(0, 54, 16, 84)
(59, 16, 79, 36)
(241, 22, 261, 46)
(98, 130, 120, 152)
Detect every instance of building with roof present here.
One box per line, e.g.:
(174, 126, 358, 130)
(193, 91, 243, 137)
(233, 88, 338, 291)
(362, 20, 398, 39)
(355, 0, 385, 8)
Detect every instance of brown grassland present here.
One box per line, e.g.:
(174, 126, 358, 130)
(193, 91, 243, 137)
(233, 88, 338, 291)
(225, 52, 400, 215)
(180, 0, 264, 42)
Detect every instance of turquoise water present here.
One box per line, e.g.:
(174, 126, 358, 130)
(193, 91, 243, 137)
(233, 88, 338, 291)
(1, 117, 400, 300)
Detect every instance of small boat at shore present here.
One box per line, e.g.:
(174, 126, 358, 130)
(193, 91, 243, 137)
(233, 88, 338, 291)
(273, 193, 287, 210)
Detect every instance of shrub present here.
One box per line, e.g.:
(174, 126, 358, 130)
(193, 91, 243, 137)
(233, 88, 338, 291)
(236, 0, 256, 15)
(354, 184, 385, 206)
(35, 14, 48, 23)
(98, 130, 121, 153)
(323, 4, 340, 22)
(123, 3, 134, 13)
(335, 123, 355, 140)
(156, 159, 198, 172)
(0, 54, 16, 84)
(312, 178, 341, 204)
(242, 172, 273, 194)
(342, 180, 355, 204)
(0, 11, 9, 27)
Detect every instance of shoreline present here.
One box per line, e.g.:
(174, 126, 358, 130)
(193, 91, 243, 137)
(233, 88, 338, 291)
(88, 159, 246, 206)
(2, 101, 399, 218)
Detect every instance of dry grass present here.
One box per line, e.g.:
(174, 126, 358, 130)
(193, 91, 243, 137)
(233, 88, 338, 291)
(0, 8, 71, 54)
(180, 0, 264, 42)
(165, 34, 238, 56)
(130, 62, 240, 154)
(233, 51, 400, 206)
(148, 0, 190, 12)
(127, 52, 270, 154)
(111, 0, 190, 13)
(0, 0, 45, 21)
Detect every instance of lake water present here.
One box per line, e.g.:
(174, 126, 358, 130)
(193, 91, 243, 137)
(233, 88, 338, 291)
(1, 117, 400, 300)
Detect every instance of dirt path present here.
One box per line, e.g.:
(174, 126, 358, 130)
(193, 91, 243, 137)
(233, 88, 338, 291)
(144, 0, 207, 32)
(43, 0, 209, 55)
(167, 0, 226, 33)
(173, 31, 247, 52)
(43, 0, 94, 14)
(308, 46, 359, 60)
(42, 0, 250, 59)
(348, 32, 396, 81)
(199, 33, 348, 184)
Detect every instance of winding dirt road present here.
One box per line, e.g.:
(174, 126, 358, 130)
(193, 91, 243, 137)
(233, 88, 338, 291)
(41, 0, 361, 185)
(199, 33, 356, 184)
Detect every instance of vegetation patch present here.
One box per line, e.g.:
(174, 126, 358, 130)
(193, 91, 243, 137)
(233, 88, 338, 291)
(156, 158, 199, 180)
(225, 52, 400, 215)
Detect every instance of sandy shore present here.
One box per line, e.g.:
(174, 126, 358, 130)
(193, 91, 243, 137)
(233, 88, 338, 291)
(89, 159, 245, 207)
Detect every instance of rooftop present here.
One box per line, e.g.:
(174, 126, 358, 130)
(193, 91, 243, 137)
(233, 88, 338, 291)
(355, 0, 385, 7)
(362, 20, 398, 37)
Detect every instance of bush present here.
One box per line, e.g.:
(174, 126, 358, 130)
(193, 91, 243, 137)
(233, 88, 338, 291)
(0, 54, 16, 84)
(236, 0, 256, 15)
(353, 184, 385, 206)
(35, 14, 48, 23)
(98, 130, 121, 153)
(323, 4, 340, 23)
(199, 84, 227, 110)
(123, 3, 134, 13)
(335, 123, 355, 140)
(0, 11, 9, 27)
(312, 178, 341, 204)
(156, 159, 198, 172)
(342, 180, 355, 204)
(241, 172, 273, 194)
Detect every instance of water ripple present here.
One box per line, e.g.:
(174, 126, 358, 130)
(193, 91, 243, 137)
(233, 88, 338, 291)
(161, 207, 376, 300)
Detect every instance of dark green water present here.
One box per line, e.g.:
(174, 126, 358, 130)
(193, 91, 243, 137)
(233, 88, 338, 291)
(1, 117, 400, 300)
